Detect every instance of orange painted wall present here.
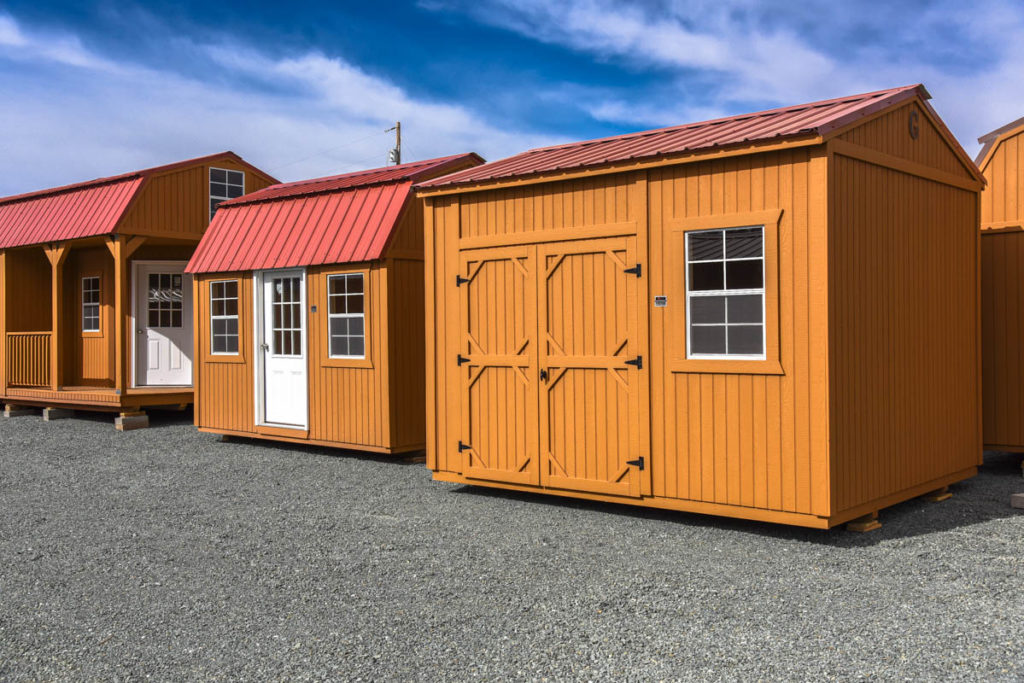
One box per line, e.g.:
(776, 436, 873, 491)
(194, 259, 422, 452)
(118, 158, 276, 239)
(424, 97, 981, 528)
(979, 123, 1024, 449)
(829, 153, 981, 512)
(65, 247, 115, 386)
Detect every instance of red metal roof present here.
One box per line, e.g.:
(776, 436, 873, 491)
(419, 85, 928, 189)
(0, 151, 277, 250)
(0, 177, 143, 249)
(186, 153, 482, 274)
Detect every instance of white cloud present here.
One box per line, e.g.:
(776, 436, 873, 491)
(0, 13, 559, 196)
(436, 0, 1024, 156)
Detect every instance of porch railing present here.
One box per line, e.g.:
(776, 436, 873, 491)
(5, 332, 51, 388)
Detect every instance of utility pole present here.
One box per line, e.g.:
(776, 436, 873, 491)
(386, 122, 401, 165)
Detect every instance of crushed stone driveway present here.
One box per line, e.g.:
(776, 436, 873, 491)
(1, 410, 1023, 680)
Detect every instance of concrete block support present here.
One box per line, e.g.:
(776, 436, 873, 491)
(42, 407, 74, 421)
(115, 411, 149, 431)
(4, 404, 36, 417)
(1011, 493, 1024, 509)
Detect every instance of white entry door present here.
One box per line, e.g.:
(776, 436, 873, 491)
(134, 262, 193, 386)
(258, 270, 308, 428)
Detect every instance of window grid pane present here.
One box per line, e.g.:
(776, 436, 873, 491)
(82, 277, 100, 332)
(327, 273, 366, 358)
(270, 277, 302, 357)
(686, 226, 766, 359)
(210, 279, 239, 354)
(209, 168, 245, 220)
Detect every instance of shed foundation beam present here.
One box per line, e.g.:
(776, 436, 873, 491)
(42, 407, 74, 421)
(921, 486, 952, 502)
(4, 403, 36, 417)
(846, 512, 881, 533)
(115, 411, 149, 432)
(1011, 493, 1024, 509)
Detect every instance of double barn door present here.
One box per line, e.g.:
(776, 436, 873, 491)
(456, 236, 650, 498)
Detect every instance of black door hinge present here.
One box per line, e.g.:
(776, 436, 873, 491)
(456, 275, 470, 286)
(624, 355, 643, 370)
(624, 264, 642, 278)
(457, 354, 470, 366)
(627, 456, 645, 470)
(458, 440, 471, 452)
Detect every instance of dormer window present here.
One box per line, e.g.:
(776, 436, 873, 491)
(210, 168, 245, 219)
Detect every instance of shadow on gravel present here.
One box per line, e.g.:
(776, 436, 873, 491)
(59, 407, 196, 430)
(206, 432, 428, 466)
(451, 451, 1024, 547)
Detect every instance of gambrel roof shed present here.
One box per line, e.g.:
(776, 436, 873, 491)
(187, 153, 483, 274)
(0, 152, 277, 249)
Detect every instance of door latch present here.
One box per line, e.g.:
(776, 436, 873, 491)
(624, 355, 643, 370)
(540, 368, 549, 381)
(626, 456, 645, 470)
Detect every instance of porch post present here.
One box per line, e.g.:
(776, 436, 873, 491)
(0, 250, 7, 394)
(111, 236, 126, 393)
(44, 244, 69, 391)
(106, 235, 146, 394)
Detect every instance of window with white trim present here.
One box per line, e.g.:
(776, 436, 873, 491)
(685, 226, 765, 358)
(210, 280, 239, 354)
(82, 276, 100, 332)
(209, 168, 245, 219)
(327, 274, 365, 358)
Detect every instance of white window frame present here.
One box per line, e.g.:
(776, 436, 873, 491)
(327, 273, 366, 359)
(82, 276, 101, 333)
(685, 225, 766, 361)
(209, 167, 245, 220)
(210, 280, 240, 355)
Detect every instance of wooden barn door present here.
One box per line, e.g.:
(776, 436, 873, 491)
(457, 246, 541, 486)
(537, 237, 648, 498)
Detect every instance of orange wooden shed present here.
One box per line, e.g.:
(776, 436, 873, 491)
(976, 116, 1024, 453)
(186, 153, 483, 452)
(0, 152, 276, 429)
(417, 85, 984, 530)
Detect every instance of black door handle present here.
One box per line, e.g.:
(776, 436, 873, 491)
(540, 368, 549, 381)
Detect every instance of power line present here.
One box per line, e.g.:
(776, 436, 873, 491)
(267, 129, 390, 175)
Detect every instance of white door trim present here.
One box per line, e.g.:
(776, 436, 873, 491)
(130, 260, 192, 389)
(253, 268, 309, 429)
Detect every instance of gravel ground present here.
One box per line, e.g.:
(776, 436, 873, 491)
(0, 410, 1022, 681)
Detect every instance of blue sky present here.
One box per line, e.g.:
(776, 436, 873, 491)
(1, 1, 1023, 195)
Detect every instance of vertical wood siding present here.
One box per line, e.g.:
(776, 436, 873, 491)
(307, 264, 392, 449)
(428, 174, 641, 477)
(648, 150, 831, 516)
(5, 247, 52, 332)
(979, 126, 1024, 447)
(981, 232, 1024, 447)
(69, 247, 115, 386)
(118, 160, 277, 239)
(387, 258, 426, 450)
(838, 101, 975, 180)
(829, 155, 980, 511)
(980, 128, 1024, 228)
(195, 274, 255, 432)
